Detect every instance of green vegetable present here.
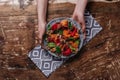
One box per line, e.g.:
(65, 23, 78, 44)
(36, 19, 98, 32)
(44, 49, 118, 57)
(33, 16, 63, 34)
(59, 30, 63, 35)
(47, 25, 51, 30)
(68, 22, 72, 29)
(56, 46, 61, 53)
(48, 42, 56, 48)
(75, 40, 80, 44)
(68, 37, 74, 40)
(70, 46, 76, 51)
(54, 30, 59, 34)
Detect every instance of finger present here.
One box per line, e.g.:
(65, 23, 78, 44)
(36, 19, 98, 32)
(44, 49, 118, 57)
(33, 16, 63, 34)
(82, 23, 86, 33)
(83, 31, 86, 39)
(38, 36, 42, 44)
(39, 39, 42, 44)
(72, 15, 78, 21)
(38, 32, 43, 44)
(80, 22, 86, 39)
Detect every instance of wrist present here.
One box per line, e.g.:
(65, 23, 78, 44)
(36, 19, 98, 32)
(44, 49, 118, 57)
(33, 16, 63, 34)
(74, 6, 85, 15)
(73, 9, 84, 17)
(74, 0, 87, 14)
(38, 17, 46, 23)
(38, 21, 46, 28)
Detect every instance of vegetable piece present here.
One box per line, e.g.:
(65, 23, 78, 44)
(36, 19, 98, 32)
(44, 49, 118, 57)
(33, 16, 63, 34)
(50, 34, 57, 39)
(48, 42, 56, 48)
(47, 37, 54, 42)
(75, 40, 80, 44)
(70, 46, 76, 51)
(70, 27, 77, 36)
(55, 38, 60, 45)
(68, 37, 75, 40)
(62, 47, 72, 56)
(54, 30, 59, 34)
(63, 30, 70, 38)
(47, 24, 51, 30)
(51, 48, 56, 52)
(51, 23, 59, 31)
(52, 24, 57, 30)
(56, 46, 61, 53)
(59, 30, 63, 35)
(73, 33, 79, 39)
(68, 41, 74, 45)
(71, 42, 79, 48)
(68, 22, 72, 29)
(60, 20, 68, 27)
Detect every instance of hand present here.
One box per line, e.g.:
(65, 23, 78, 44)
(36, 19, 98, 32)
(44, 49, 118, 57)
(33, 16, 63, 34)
(38, 21, 46, 43)
(72, 12, 86, 39)
(72, 0, 87, 39)
(37, 0, 48, 44)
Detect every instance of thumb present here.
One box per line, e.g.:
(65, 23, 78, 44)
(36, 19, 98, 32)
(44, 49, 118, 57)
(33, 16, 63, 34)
(81, 22, 86, 39)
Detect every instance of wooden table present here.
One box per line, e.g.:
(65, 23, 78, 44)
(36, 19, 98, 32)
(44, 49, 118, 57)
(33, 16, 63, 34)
(0, 0, 120, 80)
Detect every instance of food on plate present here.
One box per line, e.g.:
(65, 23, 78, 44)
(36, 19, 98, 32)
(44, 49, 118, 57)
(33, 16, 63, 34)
(45, 19, 80, 56)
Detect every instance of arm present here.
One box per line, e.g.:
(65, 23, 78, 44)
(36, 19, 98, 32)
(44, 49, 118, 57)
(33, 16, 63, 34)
(72, 0, 87, 38)
(37, 0, 48, 43)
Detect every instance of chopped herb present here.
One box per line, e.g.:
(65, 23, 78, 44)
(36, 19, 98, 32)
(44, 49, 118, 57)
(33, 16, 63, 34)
(53, 30, 59, 34)
(59, 30, 63, 35)
(56, 46, 61, 53)
(70, 46, 76, 51)
(47, 24, 51, 30)
(68, 22, 72, 29)
(75, 40, 80, 44)
(68, 37, 75, 40)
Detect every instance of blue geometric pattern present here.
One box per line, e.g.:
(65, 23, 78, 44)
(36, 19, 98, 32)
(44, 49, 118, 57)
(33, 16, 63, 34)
(28, 11, 102, 77)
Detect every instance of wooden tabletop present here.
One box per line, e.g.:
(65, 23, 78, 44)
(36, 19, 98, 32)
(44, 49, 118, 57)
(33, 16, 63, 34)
(0, 0, 120, 80)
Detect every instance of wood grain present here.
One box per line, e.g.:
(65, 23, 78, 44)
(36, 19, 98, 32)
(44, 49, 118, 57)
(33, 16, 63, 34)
(0, 1, 120, 80)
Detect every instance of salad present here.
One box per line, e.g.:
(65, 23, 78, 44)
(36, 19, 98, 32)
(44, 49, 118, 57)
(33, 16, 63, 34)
(45, 19, 80, 56)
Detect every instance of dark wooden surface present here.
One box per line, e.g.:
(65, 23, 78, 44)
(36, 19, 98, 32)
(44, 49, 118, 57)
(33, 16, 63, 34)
(0, 1, 120, 80)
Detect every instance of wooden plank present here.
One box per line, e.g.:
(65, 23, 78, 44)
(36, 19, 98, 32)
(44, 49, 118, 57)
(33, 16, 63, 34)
(0, 1, 120, 80)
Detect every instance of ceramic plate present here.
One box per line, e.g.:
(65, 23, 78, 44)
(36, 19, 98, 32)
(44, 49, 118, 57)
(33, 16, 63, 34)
(44, 17, 84, 58)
